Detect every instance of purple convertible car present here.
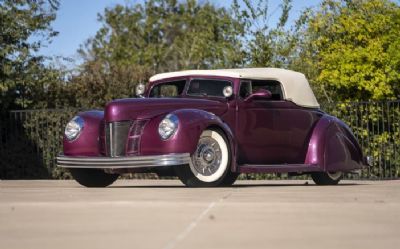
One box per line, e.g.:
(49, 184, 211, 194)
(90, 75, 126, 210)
(57, 68, 368, 187)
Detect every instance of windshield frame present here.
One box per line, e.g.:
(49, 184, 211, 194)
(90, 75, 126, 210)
(186, 77, 233, 99)
(147, 78, 188, 98)
(146, 76, 235, 101)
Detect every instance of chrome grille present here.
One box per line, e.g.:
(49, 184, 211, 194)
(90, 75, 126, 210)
(105, 121, 132, 157)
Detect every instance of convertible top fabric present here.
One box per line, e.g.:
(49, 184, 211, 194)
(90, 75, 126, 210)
(149, 68, 320, 108)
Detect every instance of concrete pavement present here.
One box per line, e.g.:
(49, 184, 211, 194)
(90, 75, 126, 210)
(0, 179, 399, 249)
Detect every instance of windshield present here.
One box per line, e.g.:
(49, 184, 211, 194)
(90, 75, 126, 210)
(187, 79, 231, 97)
(149, 80, 186, 98)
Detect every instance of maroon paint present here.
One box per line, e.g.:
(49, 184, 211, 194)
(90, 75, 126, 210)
(235, 99, 322, 164)
(239, 164, 319, 174)
(140, 109, 228, 154)
(304, 115, 364, 172)
(63, 111, 103, 156)
(63, 75, 366, 174)
(105, 98, 227, 122)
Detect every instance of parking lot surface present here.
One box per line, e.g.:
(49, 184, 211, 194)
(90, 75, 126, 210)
(0, 179, 399, 249)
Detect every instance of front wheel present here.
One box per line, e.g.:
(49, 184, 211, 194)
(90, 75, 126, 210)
(69, 168, 119, 187)
(311, 172, 342, 185)
(174, 129, 233, 187)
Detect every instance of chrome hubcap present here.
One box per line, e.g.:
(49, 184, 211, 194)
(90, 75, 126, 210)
(192, 137, 222, 176)
(203, 148, 215, 162)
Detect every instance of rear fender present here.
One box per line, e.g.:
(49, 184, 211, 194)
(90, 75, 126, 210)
(305, 115, 364, 172)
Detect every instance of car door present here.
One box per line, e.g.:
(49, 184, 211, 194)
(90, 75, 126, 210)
(236, 80, 320, 165)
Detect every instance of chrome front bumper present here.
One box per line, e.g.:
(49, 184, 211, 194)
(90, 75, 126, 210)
(56, 153, 191, 169)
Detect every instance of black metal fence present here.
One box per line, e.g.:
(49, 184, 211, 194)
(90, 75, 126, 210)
(0, 101, 399, 179)
(324, 101, 400, 179)
(0, 109, 78, 179)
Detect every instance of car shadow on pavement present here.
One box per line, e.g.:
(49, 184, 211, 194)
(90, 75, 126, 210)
(109, 182, 365, 188)
(231, 182, 364, 188)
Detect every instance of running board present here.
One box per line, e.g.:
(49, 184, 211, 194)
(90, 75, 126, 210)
(239, 164, 321, 174)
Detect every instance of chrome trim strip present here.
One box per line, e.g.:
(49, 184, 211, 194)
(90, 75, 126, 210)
(57, 153, 190, 169)
(108, 122, 113, 156)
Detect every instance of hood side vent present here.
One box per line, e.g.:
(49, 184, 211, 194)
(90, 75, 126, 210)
(126, 120, 148, 156)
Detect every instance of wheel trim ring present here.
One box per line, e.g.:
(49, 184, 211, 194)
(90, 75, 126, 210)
(327, 171, 342, 181)
(189, 130, 228, 183)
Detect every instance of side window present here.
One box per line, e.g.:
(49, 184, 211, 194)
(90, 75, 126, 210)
(160, 85, 178, 96)
(239, 81, 251, 99)
(240, 80, 283, 100)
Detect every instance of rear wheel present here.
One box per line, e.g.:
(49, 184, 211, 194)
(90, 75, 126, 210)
(311, 171, 342, 185)
(174, 129, 233, 187)
(69, 168, 119, 187)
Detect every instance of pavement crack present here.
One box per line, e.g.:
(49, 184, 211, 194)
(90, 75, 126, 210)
(162, 201, 216, 249)
(162, 188, 237, 249)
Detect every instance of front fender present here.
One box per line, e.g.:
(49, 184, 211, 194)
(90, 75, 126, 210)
(305, 114, 365, 172)
(140, 109, 235, 159)
(63, 110, 104, 156)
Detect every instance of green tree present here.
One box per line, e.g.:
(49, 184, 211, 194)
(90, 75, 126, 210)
(71, 62, 149, 108)
(73, 0, 246, 108)
(291, 0, 400, 103)
(287, 0, 400, 179)
(231, 0, 294, 67)
(0, 0, 68, 113)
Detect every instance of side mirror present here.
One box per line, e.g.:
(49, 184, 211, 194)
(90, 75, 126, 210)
(223, 86, 233, 98)
(244, 89, 272, 102)
(136, 83, 145, 98)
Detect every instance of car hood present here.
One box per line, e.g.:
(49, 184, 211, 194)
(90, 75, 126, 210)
(104, 98, 228, 122)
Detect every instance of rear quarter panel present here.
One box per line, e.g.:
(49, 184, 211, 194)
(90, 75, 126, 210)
(305, 114, 365, 172)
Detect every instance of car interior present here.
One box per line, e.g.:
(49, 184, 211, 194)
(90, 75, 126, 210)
(240, 80, 283, 100)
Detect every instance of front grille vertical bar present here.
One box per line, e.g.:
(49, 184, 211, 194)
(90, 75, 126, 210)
(109, 122, 114, 157)
(105, 121, 132, 157)
(105, 123, 110, 157)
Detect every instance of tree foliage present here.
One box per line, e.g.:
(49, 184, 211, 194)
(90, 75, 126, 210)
(2, 0, 400, 109)
(292, 0, 400, 103)
(231, 0, 294, 67)
(81, 0, 245, 70)
(71, 0, 248, 108)
(0, 0, 75, 113)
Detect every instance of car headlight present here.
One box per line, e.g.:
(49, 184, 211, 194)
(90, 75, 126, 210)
(65, 116, 84, 141)
(158, 114, 179, 140)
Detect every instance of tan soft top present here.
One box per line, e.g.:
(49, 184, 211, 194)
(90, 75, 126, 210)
(149, 68, 320, 108)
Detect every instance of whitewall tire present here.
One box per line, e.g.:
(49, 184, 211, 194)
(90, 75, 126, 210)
(174, 129, 233, 187)
(189, 130, 229, 182)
